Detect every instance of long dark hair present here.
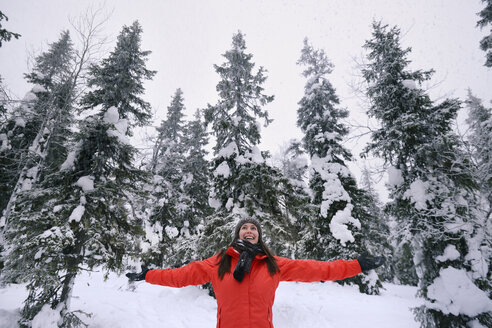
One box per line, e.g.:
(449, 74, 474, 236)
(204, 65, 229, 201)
(217, 236, 280, 280)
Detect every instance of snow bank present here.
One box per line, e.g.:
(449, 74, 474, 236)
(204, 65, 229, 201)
(426, 267, 492, 316)
(32, 304, 61, 328)
(0, 270, 422, 328)
(0, 283, 27, 328)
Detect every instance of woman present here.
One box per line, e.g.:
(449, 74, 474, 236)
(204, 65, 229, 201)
(126, 218, 385, 328)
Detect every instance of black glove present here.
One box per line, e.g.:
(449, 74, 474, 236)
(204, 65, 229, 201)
(357, 253, 386, 272)
(126, 265, 149, 281)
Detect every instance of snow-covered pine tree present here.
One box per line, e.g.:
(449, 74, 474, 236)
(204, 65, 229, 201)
(150, 89, 186, 174)
(200, 32, 297, 258)
(3, 21, 155, 326)
(144, 89, 205, 268)
(477, 0, 492, 67)
(296, 38, 383, 294)
(0, 30, 78, 324)
(0, 32, 76, 281)
(466, 91, 492, 219)
(359, 166, 396, 283)
(0, 31, 74, 223)
(275, 140, 315, 259)
(183, 110, 212, 220)
(362, 21, 492, 327)
(175, 109, 213, 261)
(464, 91, 492, 302)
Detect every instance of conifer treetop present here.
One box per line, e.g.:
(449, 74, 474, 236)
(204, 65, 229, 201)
(83, 21, 156, 129)
(206, 31, 274, 155)
(296, 38, 350, 162)
(25, 30, 74, 88)
(361, 21, 462, 169)
(298, 38, 333, 78)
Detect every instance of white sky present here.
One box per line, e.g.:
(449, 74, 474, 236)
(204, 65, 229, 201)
(1, 0, 491, 199)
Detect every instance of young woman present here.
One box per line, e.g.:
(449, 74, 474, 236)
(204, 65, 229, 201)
(126, 218, 385, 328)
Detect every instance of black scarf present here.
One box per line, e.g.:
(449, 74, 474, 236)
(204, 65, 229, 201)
(233, 239, 264, 282)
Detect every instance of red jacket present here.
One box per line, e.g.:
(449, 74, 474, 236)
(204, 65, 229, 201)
(145, 247, 362, 328)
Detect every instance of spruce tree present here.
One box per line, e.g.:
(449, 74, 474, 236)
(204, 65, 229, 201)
(466, 91, 492, 216)
(145, 89, 209, 266)
(296, 38, 383, 294)
(465, 91, 492, 304)
(176, 109, 213, 261)
(200, 32, 298, 258)
(1, 30, 78, 325)
(150, 89, 186, 174)
(3, 21, 155, 326)
(0, 31, 74, 222)
(477, 0, 492, 67)
(359, 166, 396, 283)
(362, 21, 491, 327)
(276, 140, 315, 258)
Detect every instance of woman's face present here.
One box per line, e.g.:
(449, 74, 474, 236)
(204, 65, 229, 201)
(239, 223, 259, 244)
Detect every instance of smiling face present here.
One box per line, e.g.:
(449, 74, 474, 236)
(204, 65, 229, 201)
(239, 222, 259, 244)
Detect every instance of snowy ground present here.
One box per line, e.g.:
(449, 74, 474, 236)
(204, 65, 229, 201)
(0, 270, 422, 327)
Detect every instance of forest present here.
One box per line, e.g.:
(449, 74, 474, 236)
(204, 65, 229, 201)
(0, 1, 491, 327)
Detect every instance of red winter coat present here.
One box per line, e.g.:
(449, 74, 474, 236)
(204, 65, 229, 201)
(145, 247, 362, 328)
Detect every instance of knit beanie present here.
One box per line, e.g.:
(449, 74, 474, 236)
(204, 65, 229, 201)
(234, 218, 262, 241)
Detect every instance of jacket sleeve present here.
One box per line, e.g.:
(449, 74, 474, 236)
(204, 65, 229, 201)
(276, 257, 362, 282)
(145, 255, 217, 287)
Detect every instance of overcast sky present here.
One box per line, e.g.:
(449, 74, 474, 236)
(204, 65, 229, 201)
(1, 0, 491, 198)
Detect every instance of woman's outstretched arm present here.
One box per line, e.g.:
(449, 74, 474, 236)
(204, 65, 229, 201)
(276, 253, 385, 282)
(276, 257, 362, 282)
(127, 255, 217, 287)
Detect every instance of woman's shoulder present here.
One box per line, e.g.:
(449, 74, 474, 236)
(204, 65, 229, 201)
(273, 256, 290, 264)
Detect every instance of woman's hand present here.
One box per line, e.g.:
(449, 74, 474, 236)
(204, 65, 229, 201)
(357, 253, 386, 272)
(126, 265, 149, 281)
